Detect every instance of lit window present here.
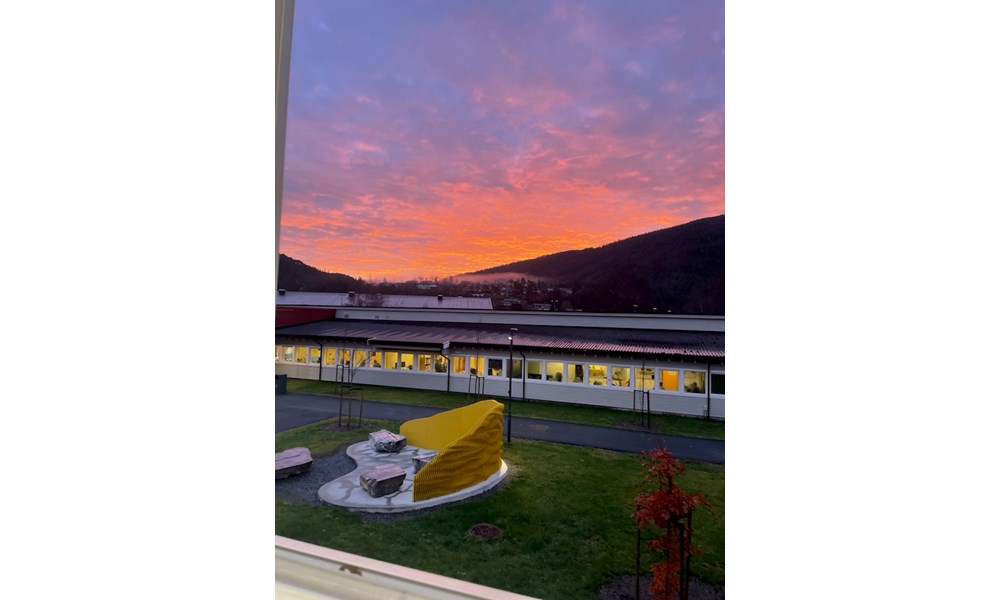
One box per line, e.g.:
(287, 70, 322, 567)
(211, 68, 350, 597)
(527, 360, 542, 380)
(469, 357, 485, 376)
(635, 368, 655, 390)
(684, 371, 705, 393)
(275, 346, 280, 361)
(337, 349, 351, 366)
(283, 346, 294, 362)
(417, 354, 432, 371)
(611, 366, 630, 387)
(353, 350, 368, 368)
(710, 373, 725, 395)
(369, 351, 383, 368)
(384, 351, 399, 369)
(323, 348, 337, 365)
(588, 364, 608, 386)
(452, 356, 467, 374)
(309, 348, 321, 364)
(295, 347, 308, 363)
(659, 370, 679, 391)
(434, 355, 448, 373)
(487, 358, 503, 376)
(568, 363, 585, 383)
(400, 353, 414, 370)
(546, 362, 564, 382)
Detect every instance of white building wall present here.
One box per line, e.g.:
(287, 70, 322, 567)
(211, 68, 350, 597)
(276, 343, 724, 419)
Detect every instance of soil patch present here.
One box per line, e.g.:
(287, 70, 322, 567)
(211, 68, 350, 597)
(599, 574, 724, 600)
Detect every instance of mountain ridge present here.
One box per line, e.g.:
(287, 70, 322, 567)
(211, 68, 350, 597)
(277, 214, 724, 314)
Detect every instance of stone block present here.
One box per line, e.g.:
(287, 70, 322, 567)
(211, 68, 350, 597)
(369, 429, 407, 453)
(275, 447, 313, 479)
(360, 464, 406, 497)
(412, 451, 438, 474)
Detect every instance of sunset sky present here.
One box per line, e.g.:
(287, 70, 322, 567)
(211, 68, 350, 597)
(279, 0, 724, 282)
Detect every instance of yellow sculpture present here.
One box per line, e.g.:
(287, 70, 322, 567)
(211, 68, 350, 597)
(400, 399, 505, 501)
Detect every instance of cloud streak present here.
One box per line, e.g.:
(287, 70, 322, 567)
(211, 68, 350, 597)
(280, 0, 724, 281)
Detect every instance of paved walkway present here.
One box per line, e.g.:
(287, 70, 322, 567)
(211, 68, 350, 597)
(276, 392, 724, 465)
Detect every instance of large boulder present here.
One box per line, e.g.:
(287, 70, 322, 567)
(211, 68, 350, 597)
(275, 447, 313, 479)
(412, 451, 438, 474)
(369, 429, 407, 453)
(359, 464, 406, 497)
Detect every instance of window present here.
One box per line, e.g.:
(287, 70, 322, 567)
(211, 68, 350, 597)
(434, 355, 448, 373)
(546, 361, 564, 382)
(309, 348, 321, 364)
(588, 364, 607, 386)
(417, 354, 432, 371)
(710, 373, 725, 395)
(527, 360, 543, 380)
(659, 370, 679, 391)
(383, 351, 398, 369)
(337, 349, 351, 366)
(283, 346, 294, 362)
(611, 366, 630, 387)
(323, 348, 338, 365)
(352, 350, 368, 368)
(400, 353, 414, 370)
(294, 347, 308, 363)
(452, 356, 467, 374)
(568, 363, 585, 383)
(508, 358, 522, 379)
(488, 358, 503, 376)
(369, 351, 383, 368)
(635, 368, 655, 390)
(275, 346, 280, 361)
(469, 357, 485, 376)
(684, 371, 705, 393)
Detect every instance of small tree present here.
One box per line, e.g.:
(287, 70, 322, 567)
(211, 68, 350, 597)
(634, 447, 709, 600)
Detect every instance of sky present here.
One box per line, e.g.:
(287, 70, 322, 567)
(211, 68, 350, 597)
(280, 0, 724, 282)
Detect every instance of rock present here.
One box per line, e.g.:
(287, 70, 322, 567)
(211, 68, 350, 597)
(359, 464, 406, 497)
(275, 447, 313, 479)
(369, 429, 407, 453)
(412, 451, 438, 474)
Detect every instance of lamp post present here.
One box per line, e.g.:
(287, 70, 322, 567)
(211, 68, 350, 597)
(507, 327, 517, 445)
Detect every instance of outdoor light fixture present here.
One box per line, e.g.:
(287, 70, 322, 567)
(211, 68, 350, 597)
(507, 328, 517, 445)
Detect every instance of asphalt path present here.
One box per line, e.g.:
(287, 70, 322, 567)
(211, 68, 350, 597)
(276, 392, 724, 465)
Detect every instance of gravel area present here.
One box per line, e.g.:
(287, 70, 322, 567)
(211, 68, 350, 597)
(275, 451, 357, 505)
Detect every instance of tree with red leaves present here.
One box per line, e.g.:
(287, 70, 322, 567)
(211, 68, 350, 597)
(634, 447, 709, 600)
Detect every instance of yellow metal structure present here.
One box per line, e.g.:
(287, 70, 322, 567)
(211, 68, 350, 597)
(400, 400, 505, 501)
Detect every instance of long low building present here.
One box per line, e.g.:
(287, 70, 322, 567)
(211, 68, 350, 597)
(276, 300, 725, 420)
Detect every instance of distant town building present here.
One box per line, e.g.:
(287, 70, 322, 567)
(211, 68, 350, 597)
(276, 291, 492, 327)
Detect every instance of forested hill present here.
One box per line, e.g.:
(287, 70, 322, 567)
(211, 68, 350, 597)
(276, 214, 723, 315)
(277, 254, 367, 293)
(469, 214, 724, 315)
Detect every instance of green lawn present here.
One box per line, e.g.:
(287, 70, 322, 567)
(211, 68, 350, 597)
(275, 417, 724, 599)
(286, 378, 725, 440)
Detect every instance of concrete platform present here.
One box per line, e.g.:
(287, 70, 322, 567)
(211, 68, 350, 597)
(318, 441, 509, 513)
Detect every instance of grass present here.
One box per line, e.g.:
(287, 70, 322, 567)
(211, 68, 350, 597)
(286, 378, 725, 440)
(275, 417, 724, 599)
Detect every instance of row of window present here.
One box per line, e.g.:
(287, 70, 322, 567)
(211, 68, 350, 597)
(275, 345, 724, 395)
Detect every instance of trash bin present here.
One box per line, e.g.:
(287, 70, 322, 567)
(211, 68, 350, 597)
(275, 374, 288, 395)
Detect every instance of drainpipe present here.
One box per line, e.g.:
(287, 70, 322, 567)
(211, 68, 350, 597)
(441, 341, 452, 393)
(315, 339, 324, 382)
(446, 357, 451, 393)
(705, 363, 711, 420)
(519, 350, 527, 402)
